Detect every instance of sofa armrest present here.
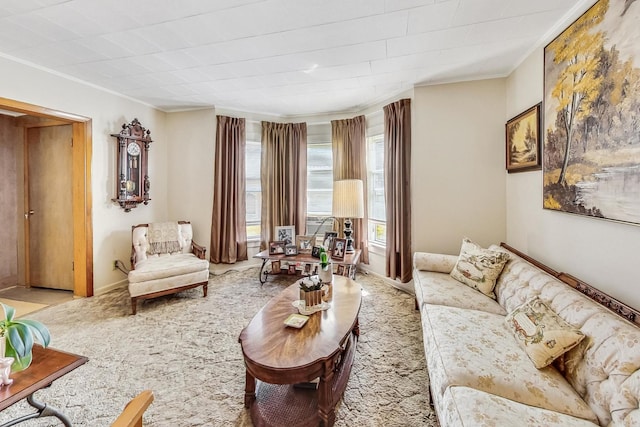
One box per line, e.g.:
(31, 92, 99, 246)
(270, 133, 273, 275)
(413, 252, 458, 273)
(192, 241, 207, 260)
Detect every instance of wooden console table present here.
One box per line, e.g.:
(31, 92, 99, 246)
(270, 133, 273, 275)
(239, 276, 362, 426)
(254, 249, 361, 284)
(0, 346, 88, 427)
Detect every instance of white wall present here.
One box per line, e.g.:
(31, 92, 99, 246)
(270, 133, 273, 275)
(506, 50, 640, 311)
(0, 55, 167, 294)
(165, 109, 216, 248)
(412, 79, 507, 255)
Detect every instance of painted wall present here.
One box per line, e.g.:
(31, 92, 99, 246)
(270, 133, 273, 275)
(506, 50, 640, 311)
(412, 79, 507, 255)
(0, 55, 167, 294)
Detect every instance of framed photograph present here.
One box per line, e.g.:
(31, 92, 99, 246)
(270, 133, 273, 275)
(296, 235, 313, 254)
(322, 231, 338, 250)
(337, 264, 345, 275)
(331, 238, 346, 260)
(275, 225, 295, 244)
(269, 241, 286, 255)
(271, 260, 281, 274)
(285, 244, 298, 256)
(304, 263, 312, 274)
(311, 246, 322, 258)
(506, 103, 541, 173)
(543, 0, 640, 225)
(288, 264, 296, 275)
(312, 264, 318, 275)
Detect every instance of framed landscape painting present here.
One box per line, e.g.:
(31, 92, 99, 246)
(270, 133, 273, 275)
(543, 0, 640, 225)
(506, 103, 541, 173)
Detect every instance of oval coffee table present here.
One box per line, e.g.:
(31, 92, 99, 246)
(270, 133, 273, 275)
(238, 275, 362, 427)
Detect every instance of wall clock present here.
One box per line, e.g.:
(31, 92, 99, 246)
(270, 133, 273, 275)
(111, 118, 152, 212)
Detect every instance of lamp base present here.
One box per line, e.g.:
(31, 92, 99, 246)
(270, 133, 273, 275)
(343, 218, 355, 254)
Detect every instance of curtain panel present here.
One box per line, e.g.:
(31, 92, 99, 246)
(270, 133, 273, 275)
(331, 115, 369, 264)
(383, 99, 412, 282)
(210, 115, 248, 264)
(260, 121, 308, 250)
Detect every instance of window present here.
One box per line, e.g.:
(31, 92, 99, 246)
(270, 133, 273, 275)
(245, 139, 261, 240)
(306, 123, 333, 235)
(367, 133, 386, 245)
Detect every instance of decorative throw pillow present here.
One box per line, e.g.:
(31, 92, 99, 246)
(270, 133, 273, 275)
(505, 297, 585, 369)
(449, 238, 510, 299)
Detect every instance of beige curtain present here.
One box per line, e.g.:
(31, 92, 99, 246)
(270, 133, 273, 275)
(260, 121, 307, 250)
(384, 99, 412, 282)
(210, 116, 248, 264)
(331, 115, 369, 263)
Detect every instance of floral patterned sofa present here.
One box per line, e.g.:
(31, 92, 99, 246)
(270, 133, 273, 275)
(413, 242, 640, 426)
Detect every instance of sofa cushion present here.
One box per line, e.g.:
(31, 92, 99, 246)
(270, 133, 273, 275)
(421, 304, 598, 423)
(450, 238, 509, 299)
(505, 297, 585, 369)
(414, 270, 506, 315)
(440, 386, 599, 427)
(128, 253, 209, 284)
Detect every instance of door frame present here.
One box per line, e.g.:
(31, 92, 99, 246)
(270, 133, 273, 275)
(1, 97, 93, 297)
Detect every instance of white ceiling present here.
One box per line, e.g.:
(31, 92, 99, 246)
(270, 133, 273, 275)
(0, 0, 587, 116)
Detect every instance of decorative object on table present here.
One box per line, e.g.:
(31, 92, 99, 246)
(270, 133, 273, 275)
(543, 0, 640, 225)
(274, 225, 295, 244)
(332, 179, 364, 253)
(283, 313, 309, 329)
(322, 231, 338, 251)
(331, 238, 346, 260)
(296, 235, 314, 254)
(318, 248, 333, 284)
(303, 263, 312, 275)
(0, 357, 13, 385)
(269, 241, 286, 255)
(0, 302, 51, 372)
(337, 265, 345, 276)
(288, 265, 296, 275)
(311, 246, 322, 258)
(285, 244, 298, 256)
(298, 276, 329, 313)
(271, 260, 281, 274)
(111, 118, 152, 212)
(506, 103, 541, 173)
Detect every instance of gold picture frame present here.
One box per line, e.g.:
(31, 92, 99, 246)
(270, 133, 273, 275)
(506, 103, 541, 173)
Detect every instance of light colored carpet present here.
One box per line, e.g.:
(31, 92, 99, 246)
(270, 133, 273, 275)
(0, 269, 438, 427)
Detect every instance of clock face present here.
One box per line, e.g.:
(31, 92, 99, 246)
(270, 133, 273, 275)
(127, 142, 141, 156)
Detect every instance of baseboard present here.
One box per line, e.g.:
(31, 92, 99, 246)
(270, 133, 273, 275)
(357, 266, 414, 296)
(95, 278, 128, 296)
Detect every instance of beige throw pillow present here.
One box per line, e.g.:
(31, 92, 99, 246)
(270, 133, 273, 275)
(505, 297, 585, 369)
(449, 238, 509, 299)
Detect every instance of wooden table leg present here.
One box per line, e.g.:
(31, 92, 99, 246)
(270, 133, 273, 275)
(244, 370, 256, 408)
(318, 359, 336, 426)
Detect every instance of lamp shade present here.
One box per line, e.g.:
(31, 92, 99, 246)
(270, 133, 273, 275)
(332, 179, 364, 219)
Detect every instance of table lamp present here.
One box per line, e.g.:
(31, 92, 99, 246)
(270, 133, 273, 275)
(332, 179, 364, 254)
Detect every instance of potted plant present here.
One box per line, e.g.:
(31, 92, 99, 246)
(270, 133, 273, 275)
(318, 248, 333, 284)
(0, 303, 51, 372)
(299, 276, 324, 309)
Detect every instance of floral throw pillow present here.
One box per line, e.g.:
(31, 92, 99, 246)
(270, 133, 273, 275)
(505, 297, 586, 369)
(449, 238, 510, 299)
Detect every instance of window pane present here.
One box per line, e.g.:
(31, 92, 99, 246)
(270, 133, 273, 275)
(367, 134, 386, 245)
(307, 143, 332, 215)
(246, 140, 261, 238)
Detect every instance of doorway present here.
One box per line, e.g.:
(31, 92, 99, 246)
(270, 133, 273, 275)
(0, 97, 93, 298)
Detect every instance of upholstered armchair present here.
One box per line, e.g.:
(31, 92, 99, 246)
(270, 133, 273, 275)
(127, 221, 209, 314)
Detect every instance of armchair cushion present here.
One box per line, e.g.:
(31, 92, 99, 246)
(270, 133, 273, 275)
(128, 253, 209, 283)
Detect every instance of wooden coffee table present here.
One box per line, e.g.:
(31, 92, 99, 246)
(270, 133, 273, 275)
(238, 275, 362, 427)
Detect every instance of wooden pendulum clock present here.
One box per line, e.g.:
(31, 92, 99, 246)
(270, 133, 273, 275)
(111, 118, 152, 212)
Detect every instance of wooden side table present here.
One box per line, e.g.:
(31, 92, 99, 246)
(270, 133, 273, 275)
(254, 249, 361, 284)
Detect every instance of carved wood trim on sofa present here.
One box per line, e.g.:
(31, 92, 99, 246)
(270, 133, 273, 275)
(501, 242, 640, 327)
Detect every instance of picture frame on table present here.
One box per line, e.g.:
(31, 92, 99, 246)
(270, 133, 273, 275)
(288, 264, 296, 275)
(304, 263, 312, 275)
(331, 238, 346, 260)
(271, 260, 281, 274)
(296, 235, 314, 254)
(337, 264, 345, 275)
(275, 225, 295, 244)
(269, 241, 286, 255)
(311, 246, 322, 258)
(285, 244, 298, 256)
(322, 231, 338, 251)
(506, 103, 541, 173)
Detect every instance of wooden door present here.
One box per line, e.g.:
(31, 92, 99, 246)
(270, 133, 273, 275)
(26, 125, 74, 290)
